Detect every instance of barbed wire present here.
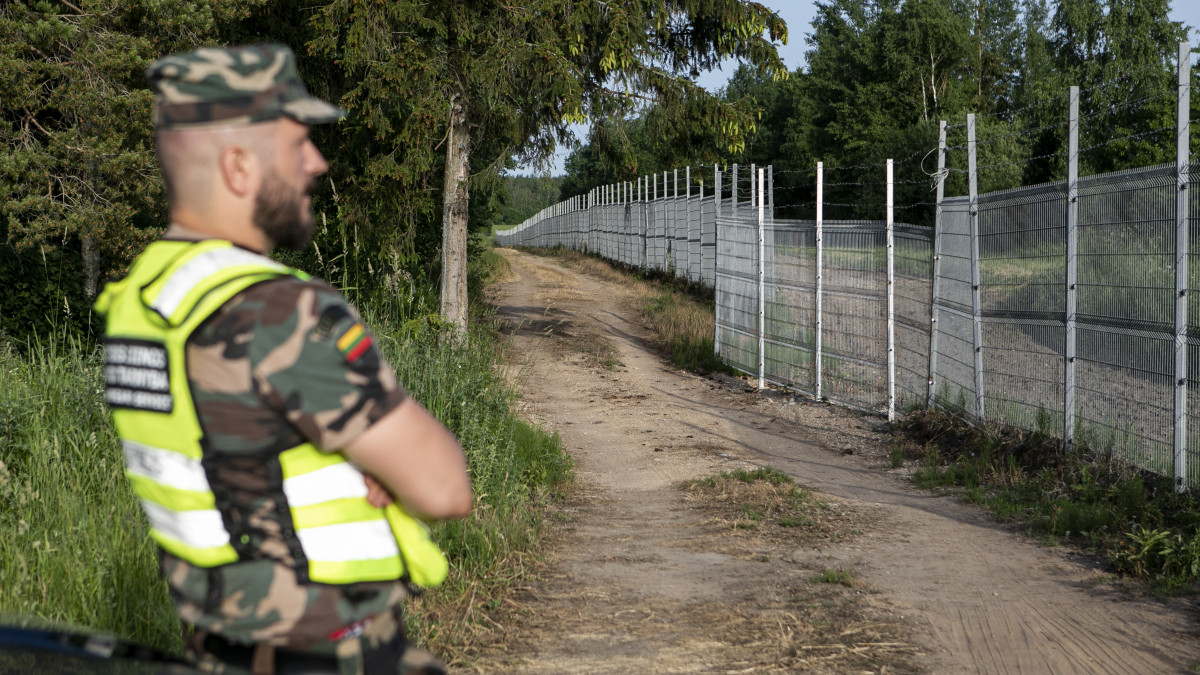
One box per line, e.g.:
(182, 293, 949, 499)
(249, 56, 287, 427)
(970, 89, 1072, 124)
(773, 200, 938, 213)
(972, 149, 1067, 172)
(1079, 89, 1176, 122)
(974, 118, 1068, 144)
(1078, 125, 1173, 154)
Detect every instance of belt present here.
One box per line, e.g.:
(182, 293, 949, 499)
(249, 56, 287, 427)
(201, 633, 340, 675)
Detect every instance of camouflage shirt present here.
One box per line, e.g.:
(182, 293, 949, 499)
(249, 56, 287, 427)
(163, 268, 409, 646)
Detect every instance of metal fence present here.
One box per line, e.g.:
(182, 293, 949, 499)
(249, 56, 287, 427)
(497, 46, 1200, 489)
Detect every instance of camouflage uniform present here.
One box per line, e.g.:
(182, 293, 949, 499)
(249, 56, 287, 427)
(102, 45, 447, 675)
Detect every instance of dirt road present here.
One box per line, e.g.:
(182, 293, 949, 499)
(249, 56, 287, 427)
(469, 248, 1199, 674)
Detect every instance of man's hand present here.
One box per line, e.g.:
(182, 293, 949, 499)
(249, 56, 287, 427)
(364, 474, 394, 508)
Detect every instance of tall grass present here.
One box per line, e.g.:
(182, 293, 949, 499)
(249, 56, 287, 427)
(0, 266, 571, 657)
(0, 338, 180, 652)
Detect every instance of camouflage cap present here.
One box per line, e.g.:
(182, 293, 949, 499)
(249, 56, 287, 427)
(147, 43, 345, 129)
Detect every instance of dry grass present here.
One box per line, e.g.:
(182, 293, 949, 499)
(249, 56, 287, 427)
(681, 470, 873, 550)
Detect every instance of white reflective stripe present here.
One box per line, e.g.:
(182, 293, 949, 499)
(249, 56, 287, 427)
(150, 247, 284, 318)
(142, 501, 231, 549)
(282, 463, 369, 508)
(296, 520, 399, 561)
(123, 440, 211, 492)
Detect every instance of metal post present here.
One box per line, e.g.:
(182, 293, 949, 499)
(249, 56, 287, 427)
(967, 113, 985, 421)
(758, 167, 766, 389)
(768, 165, 774, 219)
(687, 166, 693, 281)
(1175, 42, 1192, 492)
(714, 164, 721, 218)
(816, 161, 824, 401)
(714, 164, 722, 356)
(1065, 87, 1079, 452)
(750, 164, 756, 220)
(732, 163, 739, 218)
(928, 121, 947, 408)
(886, 158, 896, 422)
(696, 174, 700, 282)
(641, 176, 648, 269)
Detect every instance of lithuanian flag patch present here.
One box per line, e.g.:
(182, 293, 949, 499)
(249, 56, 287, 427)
(336, 322, 373, 362)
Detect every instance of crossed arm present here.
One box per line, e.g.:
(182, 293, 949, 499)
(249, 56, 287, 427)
(344, 397, 473, 521)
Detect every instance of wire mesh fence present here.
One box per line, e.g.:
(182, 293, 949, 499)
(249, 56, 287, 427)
(496, 44, 1200, 489)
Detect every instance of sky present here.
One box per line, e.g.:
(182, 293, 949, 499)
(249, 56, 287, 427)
(512, 1, 1200, 177)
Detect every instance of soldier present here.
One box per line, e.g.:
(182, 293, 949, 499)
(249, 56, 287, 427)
(94, 44, 473, 675)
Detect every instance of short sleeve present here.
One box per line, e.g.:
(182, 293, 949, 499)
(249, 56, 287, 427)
(236, 278, 407, 451)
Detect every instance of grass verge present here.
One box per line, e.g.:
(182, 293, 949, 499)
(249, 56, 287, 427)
(897, 408, 1200, 594)
(0, 278, 571, 663)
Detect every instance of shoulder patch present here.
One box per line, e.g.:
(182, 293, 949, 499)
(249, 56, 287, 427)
(335, 322, 374, 363)
(313, 304, 353, 340)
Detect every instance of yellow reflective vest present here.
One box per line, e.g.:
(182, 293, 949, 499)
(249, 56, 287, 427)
(95, 239, 447, 588)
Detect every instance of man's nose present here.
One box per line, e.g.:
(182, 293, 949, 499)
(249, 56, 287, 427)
(308, 144, 329, 176)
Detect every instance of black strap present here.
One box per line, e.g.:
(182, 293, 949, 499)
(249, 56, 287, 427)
(201, 633, 339, 675)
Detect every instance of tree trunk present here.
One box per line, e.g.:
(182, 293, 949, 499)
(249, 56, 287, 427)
(440, 90, 470, 332)
(82, 234, 100, 299)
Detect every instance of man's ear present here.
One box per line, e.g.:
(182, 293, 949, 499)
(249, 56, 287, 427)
(218, 144, 260, 198)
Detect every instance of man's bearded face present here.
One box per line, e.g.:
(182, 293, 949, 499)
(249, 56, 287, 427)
(253, 167, 315, 251)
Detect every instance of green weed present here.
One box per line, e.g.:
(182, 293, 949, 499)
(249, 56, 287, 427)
(812, 568, 855, 587)
(899, 408, 1200, 590)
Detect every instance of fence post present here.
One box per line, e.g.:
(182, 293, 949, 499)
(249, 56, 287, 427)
(1065, 86, 1079, 453)
(674, 168, 680, 275)
(887, 158, 896, 422)
(750, 163, 756, 220)
(1175, 42, 1192, 492)
(715, 164, 722, 218)
(686, 166, 693, 281)
(768, 164, 774, 219)
(714, 164, 722, 356)
(928, 121, 947, 408)
(732, 163, 739, 218)
(816, 161, 825, 401)
(967, 113, 985, 421)
(641, 176, 648, 269)
(758, 167, 766, 389)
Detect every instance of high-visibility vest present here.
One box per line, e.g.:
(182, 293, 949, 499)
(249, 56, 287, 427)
(95, 238, 447, 587)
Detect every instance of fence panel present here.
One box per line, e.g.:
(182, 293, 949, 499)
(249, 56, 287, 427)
(894, 224, 934, 411)
(715, 214, 761, 375)
(763, 219, 817, 396)
(1073, 165, 1177, 475)
(821, 222, 888, 411)
(930, 198, 977, 411)
(977, 182, 1067, 432)
(705, 197, 718, 285)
